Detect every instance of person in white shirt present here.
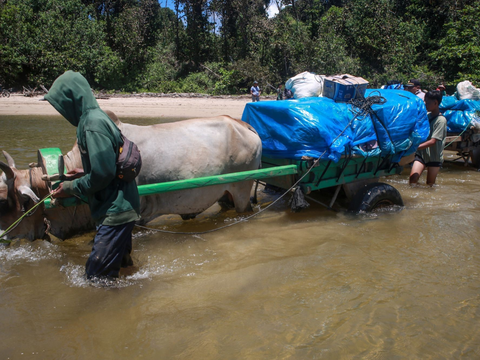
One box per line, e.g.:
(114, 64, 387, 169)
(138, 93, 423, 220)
(250, 81, 261, 102)
(405, 79, 425, 100)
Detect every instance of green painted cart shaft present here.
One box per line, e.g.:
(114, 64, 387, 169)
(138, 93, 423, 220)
(43, 164, 298, 209)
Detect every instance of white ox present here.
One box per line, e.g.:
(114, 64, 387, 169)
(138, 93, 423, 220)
(0, 113, 262, 240)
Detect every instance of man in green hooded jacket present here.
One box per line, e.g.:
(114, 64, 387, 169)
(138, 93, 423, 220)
(46, 71, 140, 280)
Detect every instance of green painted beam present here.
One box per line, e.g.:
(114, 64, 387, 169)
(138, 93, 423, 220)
(138, 165, 298, 196)
(44, 164, 298, 209)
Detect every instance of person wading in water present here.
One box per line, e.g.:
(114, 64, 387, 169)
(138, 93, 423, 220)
(46, 70, 140, 282)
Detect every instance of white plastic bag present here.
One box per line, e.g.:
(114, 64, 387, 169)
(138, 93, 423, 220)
(456, 80, 480, 100)
(285, 72, 325, 99)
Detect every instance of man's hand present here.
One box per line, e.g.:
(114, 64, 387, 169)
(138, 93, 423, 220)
(51, 182, 71, 198)
(65, 168, 85, 180)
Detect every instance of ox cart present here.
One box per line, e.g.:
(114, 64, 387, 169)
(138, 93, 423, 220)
(41, 89, 429, 214)
(443, 124, 480, 168)
(40, 147, 408, 213)
(440, 96, 480, 168)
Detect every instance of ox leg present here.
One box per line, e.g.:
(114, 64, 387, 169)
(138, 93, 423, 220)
(218, 191, 235, 211)
(230, 181, 254, 213)
(181, 213, 199, 220)
(251, 180, 259, 204)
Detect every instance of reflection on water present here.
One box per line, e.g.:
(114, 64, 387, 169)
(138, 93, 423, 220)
(1, 116, 480, 358)
(0, 115, 185, 168)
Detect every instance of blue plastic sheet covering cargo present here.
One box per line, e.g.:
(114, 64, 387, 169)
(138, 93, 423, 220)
(242, 89, 429, 162)
(439, 96, 480, 134)
(384, 83, 404, 90)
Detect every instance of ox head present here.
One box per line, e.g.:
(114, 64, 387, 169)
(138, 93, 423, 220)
(0, 151, 45, 241)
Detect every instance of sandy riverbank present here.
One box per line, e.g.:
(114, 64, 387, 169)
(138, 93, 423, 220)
(0, 94, 256, 119)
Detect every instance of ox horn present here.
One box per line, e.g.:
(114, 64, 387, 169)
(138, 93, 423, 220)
(3, 150, 16, 168)
(18, 185, 40, 203)
(0, 161, 14, 180)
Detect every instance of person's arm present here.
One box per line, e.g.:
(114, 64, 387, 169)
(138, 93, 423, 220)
(61, 131, 117, 197)
(52, 168, 87, 198)
(417, 138, 437, 150)
(416, 117, 446, 151)
(250, 87, 253, 95)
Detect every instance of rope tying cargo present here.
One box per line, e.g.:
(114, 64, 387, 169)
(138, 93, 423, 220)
(349, 94, 387, 114)
(349, 92, 396, 154)
(443, 120, 472, 149)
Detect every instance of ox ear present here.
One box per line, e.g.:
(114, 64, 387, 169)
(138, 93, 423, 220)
(0, 161, 14, 180)
(18, 185, 40, 203)
(3, 150, 16, 168)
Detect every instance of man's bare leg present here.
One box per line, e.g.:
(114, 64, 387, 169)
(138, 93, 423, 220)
(409, 160, 425, 185)
(426, 166, 441, 186)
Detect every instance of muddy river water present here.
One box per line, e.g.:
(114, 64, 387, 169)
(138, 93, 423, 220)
(1, 115, 479, 359)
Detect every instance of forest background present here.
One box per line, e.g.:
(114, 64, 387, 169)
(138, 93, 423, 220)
(0, 0, 479, 95)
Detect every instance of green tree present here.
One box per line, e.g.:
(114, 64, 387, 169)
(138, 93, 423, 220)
(0, 2, 36, 85)
(0, 0, 109, 86)
(342, 0, 423, 83)
(310, 6, 360, 76)
(430, 3, 480, 84)
(1, 0, 479, 93)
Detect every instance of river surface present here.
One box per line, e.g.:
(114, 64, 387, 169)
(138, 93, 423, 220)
(1, 115, 479, 359)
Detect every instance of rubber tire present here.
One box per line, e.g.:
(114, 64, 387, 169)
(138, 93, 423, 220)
(470, 147, 480, 169)
(348, 182, 403, 213)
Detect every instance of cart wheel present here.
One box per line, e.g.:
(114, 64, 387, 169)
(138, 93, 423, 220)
(348, 182, 403, 213)
(469, 148, 480, 169)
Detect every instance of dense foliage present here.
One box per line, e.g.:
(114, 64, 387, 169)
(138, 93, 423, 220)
(0, 0, 478, 93)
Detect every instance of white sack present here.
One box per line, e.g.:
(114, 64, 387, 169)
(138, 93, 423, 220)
(285, 72, 325, 99)
(456, 80, 480, 100)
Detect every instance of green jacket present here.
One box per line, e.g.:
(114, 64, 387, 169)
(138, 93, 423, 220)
(45, 71, 140, 226)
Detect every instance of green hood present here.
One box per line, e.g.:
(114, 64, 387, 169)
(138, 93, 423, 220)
(44, 70, 99, 127)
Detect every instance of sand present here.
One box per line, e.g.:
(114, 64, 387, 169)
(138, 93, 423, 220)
(0, 94, 255, 119)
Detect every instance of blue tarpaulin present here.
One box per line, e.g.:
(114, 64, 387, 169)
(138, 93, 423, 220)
(242, 89, 429, 162)
(439, 96, 480, 134)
